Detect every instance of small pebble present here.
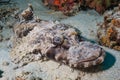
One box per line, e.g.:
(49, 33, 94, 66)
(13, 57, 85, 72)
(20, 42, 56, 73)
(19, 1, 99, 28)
(0, 35, 3, 42)
(2, 61, 9, 66)
(5, 37, 10, 41)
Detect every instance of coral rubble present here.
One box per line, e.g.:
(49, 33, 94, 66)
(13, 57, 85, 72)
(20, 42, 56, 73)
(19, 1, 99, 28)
(97, 4, 120, 51)
(0, 4, 19, 30)
(0, 7, 18, 20)
(10, 5, 105, 68)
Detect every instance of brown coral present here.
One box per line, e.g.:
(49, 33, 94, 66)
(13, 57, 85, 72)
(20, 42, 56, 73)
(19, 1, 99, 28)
(43, 0, 120, 15)
(97, 4, 120, 50)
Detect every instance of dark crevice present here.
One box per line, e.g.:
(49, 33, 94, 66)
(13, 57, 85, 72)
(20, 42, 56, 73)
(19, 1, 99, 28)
(0, 70, 3, 78)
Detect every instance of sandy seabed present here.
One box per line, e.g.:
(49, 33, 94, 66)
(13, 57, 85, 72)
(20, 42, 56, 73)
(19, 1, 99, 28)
(0, 0, 120, 80)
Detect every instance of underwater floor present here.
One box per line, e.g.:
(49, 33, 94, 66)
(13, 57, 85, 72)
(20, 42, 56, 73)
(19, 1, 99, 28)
(0, 0, 120, 80)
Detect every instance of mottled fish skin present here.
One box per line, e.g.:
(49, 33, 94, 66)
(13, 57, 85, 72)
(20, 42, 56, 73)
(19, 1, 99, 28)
(67, 42, 105, 68)
(11, 19, 106, 68)
(11, 5, 105, 68)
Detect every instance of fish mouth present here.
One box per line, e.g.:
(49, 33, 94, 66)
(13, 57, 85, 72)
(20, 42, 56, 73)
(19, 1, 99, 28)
(69, 48, 106, 68)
